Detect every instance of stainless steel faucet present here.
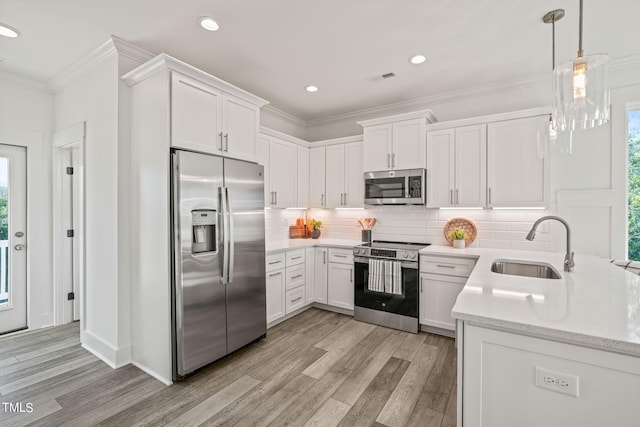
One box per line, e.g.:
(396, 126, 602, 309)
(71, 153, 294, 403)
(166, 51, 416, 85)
(526, 215, 575, 272)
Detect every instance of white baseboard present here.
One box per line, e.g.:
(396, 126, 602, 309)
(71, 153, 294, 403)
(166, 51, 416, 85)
(131, 361, 173, 386)
(80, 329, 131, 368)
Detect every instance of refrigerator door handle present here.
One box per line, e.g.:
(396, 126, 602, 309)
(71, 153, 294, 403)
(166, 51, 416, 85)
(220, 186, 229, 285)
(171, 153, 185, 352)
(226, 187, 235, 284)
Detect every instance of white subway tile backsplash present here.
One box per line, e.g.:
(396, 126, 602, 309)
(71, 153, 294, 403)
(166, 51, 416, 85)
(265, 206, 560, 253)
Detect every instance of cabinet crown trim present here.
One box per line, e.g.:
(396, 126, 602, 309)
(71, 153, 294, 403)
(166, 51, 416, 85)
(426, 107, 550, 131)
(357, 109, 437, 127)
(122, 53, 269, 107)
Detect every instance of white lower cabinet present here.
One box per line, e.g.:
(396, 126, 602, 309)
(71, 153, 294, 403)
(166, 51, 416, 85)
(285, 286, 306, 314)
(305, 247, 315, 304)
(266, 267, 285, 323)
(327, 248, 354, 310)
(314, 247, 328, 304)
(420, 273, 466, 330)
(461, 324, 640, 427)
(419, 254, 475, 333)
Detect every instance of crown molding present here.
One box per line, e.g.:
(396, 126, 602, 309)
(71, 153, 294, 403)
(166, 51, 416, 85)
(425, 107, 551, 131)
(260, 126, 309, 146)
(611, 53, 640, 71)
(122, 53, 269, 107)
(49, 35, 155, 92)
(357, 109, 437, 127)
(262, 105, 306, 128)
(0, 70, 50, 92)
(306, 75, 548, 128)
(308, 134, 362, 147)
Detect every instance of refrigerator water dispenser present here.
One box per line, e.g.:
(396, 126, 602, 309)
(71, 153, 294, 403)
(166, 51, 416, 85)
(191, 209, 217, 254)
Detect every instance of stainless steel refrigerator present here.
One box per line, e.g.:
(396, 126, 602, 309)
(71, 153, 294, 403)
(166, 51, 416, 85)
(171, 149, 266, 380)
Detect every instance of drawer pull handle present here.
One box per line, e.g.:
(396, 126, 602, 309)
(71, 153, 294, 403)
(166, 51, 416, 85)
(291, 256, 302, 260)
(291, 274, 303, 279)
(436, 264, 456, 269)
(268, 272, 282, 277)
(291, 296, 302, 303)
(334, 254, 348, 258)
(268, 260, 282, 265)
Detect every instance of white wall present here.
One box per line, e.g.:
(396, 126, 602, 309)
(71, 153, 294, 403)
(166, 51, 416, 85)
(0, 72, 54, 329)
(52, 40, 152, 367)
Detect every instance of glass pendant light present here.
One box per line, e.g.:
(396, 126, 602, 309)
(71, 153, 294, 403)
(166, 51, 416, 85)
(551, 0, 610, 131)
(541, 9, 573, 156)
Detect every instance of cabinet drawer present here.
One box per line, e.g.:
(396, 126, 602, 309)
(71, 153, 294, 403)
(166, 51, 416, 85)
(286, 249, 305, 267)
(420, 255, 476, 277)
(285, 265, 305, 290)
(266, 252, 286, 272)
(328, 248, 354, 264)
(285, 286, 306, 314)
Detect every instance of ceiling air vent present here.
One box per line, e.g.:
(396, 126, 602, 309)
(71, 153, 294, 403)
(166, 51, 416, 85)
(367, 72, 397, 83)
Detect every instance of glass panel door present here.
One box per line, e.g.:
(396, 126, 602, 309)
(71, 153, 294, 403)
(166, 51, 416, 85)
(0, 145, 27, 334)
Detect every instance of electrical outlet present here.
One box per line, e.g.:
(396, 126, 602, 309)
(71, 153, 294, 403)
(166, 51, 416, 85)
(535, 367, 579, 397)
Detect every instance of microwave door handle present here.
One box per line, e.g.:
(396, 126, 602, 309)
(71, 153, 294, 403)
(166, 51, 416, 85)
(405, 176, 410, 198)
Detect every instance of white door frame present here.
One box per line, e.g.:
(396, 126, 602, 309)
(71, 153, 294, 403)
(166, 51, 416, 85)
(53, 122, 85, 325)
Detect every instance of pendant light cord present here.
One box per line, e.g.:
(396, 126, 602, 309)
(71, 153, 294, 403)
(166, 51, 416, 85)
(578, 0, 584, 58)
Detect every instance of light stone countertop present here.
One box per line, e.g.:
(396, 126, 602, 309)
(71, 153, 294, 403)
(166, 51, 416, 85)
(266, 238, 363, 252)
(421, 245, 640, 356)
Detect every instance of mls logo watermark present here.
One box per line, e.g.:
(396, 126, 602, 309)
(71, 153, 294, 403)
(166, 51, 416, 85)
(2, 402, 34, 414)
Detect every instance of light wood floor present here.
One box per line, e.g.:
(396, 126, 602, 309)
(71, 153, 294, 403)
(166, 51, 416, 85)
(0, 308, 457, 427)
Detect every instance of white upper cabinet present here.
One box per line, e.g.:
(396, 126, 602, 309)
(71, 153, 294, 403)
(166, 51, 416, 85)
(362, 124, 392, 171)
(267, 137, 297, 208)
(221, 95, 260, 162)
(359, 110, 434, 172)
(325, 142, 363, 208)
(487, 116, 547, 207)
(123, 55, 267, 162)
(171, 73, 223, 153)
(297, 145, 310, 208)
(427, 124, 486, 208)
(309, 146, 326, 208)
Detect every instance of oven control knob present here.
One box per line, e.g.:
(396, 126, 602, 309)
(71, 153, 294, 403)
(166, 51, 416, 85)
(409, 253, 417, 260)
(402, 252, 408, 259)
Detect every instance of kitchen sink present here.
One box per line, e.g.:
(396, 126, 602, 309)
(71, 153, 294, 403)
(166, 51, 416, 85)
(491, 259, 562, 279)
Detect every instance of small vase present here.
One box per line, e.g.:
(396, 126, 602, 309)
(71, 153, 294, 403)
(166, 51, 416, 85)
(453, 239, 465, 249)
(309, 229, 321, 239)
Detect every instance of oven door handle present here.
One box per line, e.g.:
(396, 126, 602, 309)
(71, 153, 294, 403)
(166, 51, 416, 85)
(354, 256, 419, 269)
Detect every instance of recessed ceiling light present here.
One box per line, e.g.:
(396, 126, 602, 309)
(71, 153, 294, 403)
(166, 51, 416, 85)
(0, 23, 20, 38)
(198, 17, 219, 32)
(305, 85, 319, 93)
(409, 54, 427, 65)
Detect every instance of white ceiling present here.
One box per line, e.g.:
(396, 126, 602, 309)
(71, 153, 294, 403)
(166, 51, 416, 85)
(1, 0, 639, 122)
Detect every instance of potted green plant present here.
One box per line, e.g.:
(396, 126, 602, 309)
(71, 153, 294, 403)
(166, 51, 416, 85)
(450, 227, 467, 249)
(309, 219, 323, 239)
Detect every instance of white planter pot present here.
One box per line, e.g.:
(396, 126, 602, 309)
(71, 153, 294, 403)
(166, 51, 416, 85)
(453, 239, 466, 249)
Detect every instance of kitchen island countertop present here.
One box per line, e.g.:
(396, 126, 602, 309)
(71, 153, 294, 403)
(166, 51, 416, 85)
(420, 245, 640, 356)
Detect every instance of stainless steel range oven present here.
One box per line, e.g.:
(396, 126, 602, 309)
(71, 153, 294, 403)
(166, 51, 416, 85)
(353, 241, 430, 333)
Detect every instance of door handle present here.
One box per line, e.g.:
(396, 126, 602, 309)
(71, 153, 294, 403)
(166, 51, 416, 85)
(344, 193, 347, 206)
(455, 189, 459, 205)
(323, 251, 326, 264)
(218, 132, 223, 151)
(226, 187, 235, 284)
(15, 231, 24, 238)
(14, 244, 25, 251)
(291, 274, 303, 279)
(350, 269, 353, 283)
(420, 277, 423, 293)
(488, 187, 492, 205)
(321, 193, 325, 207)
(387, 154, 391, 168)
(392, 153, 395, 168)
(450, 189, 453, 205)
(224, 133, 229, 152)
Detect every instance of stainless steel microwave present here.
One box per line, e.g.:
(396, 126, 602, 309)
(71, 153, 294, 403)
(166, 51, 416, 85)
(364, 169, 426, 205)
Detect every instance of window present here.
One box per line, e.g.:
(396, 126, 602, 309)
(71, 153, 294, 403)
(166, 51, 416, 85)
(628, 109, 640, 260)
